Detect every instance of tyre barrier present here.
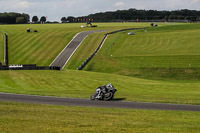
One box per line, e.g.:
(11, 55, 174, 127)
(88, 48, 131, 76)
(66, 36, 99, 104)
(0, 63, 60, 71)
(77, 27, 149, 70)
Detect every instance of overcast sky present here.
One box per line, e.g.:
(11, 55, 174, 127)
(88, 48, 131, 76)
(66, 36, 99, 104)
(0, 0, 199, 21)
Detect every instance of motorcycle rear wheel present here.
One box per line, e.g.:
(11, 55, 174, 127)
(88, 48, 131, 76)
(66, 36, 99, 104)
(103, 92, 114, 101)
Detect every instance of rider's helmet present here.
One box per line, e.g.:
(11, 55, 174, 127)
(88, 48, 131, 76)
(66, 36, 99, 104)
(106, 83, 112, 88)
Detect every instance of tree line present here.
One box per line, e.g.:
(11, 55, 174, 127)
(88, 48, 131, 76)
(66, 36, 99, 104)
(0, 12, 30, 24)
(62, 9, 200, 23)
(0, 12, 48, 24)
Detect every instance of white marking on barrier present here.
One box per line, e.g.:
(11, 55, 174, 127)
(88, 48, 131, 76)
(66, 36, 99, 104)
(99, 35, 108, 51)
(9, 65, 23, 68)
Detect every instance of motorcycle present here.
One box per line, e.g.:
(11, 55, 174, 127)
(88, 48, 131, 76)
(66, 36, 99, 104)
(90, 83, 117, 101)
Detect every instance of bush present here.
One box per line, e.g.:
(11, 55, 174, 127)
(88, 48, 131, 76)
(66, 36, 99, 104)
(16, 17, 25, 24)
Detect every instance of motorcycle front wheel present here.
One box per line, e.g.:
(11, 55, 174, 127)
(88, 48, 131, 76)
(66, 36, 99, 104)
(90, 93, 97, 100)
(90, 91, 101, 100)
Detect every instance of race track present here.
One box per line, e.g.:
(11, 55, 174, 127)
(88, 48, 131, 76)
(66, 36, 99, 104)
(50, 30, 104, 69)
(2, 30, 200, 112)
(0, 93, 200, 112)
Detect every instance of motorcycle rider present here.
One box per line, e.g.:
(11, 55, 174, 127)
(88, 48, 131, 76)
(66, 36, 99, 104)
(96, 83, 112, 99)
(91, 83, 117, 100)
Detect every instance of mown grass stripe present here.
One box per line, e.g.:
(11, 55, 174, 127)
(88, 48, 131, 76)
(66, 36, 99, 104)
(11, 30, 57, 64)
(10, 33, 40, 57)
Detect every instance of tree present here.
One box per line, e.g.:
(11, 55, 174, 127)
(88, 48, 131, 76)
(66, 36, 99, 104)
(61, 17, 67, 23)
(66, 16, 75, 23)
(0, 12, 29, 24)
(73, 8, 200, 22)
(32, 16, 38, 23)
(16, 17, 25, 24)
(22, 13, 30, 23)
(40, 16, 46, 23)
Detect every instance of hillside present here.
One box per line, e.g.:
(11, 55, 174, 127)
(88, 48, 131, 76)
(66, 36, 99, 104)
(0, 23, 149, 66)
(0, 24, 84, 66)
(1, 70, 200, 105)
(82, 23, 200, 79)
(1, 23, 200, 105)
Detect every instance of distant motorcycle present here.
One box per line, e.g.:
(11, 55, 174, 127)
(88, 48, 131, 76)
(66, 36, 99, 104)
(90, 83, 117, 101)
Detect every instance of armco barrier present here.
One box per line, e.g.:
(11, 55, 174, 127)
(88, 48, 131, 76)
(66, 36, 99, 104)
(0, 62, 8, 70)
(77, 27, 149, 70)
(0, 65, 9, 70)
(4, 33, 9, 66)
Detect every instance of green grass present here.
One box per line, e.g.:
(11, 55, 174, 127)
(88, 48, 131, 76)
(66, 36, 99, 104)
(0, 23, 150, 66)
(65, 32, 107, 69)
(1, 22, 200, 132)
(64, 22, 153, 69)
(81, 23, 200, 79)
(0, 101, 200, 133)
(0, 24, 82, 66)
(65, 22, 170, 70)
(1, 70, 200, 105)
(1, 23, 200, 104)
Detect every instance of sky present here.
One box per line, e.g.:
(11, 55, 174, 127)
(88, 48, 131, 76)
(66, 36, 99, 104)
(0, 0, 200, 22)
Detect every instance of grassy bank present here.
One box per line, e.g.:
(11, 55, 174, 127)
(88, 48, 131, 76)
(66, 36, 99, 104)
(0, 102, 200, 133)
(1, 70, 200, 105)
(82, 23, 200, 79)
(1, 22, 200, 133)
(0, 23, 150, 66)
(65, 32, 107, 69)
(0, 24, 81, 66)
(1, 23, 200, 104)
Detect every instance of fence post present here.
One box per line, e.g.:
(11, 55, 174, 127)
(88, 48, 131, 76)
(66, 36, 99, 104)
(4, 33, 9, 66)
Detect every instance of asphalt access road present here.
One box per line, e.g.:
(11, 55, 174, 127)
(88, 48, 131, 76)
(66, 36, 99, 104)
(50, 30, 104, 69)
(0, 93, 200, 112)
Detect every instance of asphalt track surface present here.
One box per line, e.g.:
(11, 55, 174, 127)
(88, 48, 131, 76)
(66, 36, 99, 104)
(1, 93, 200, 112)
(50, 30, 104, 69)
